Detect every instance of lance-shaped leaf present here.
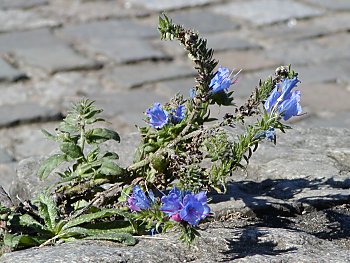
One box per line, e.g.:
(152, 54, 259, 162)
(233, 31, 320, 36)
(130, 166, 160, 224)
(3, 234, 44, 249)
(35, 192, 58, 232)
(38, 154, 68, 180)
(85, 128, 120, 144)
(19, 214, 49, 235)
(100, 160, 124, 176)
(60, 142, 82, 159)
(61, 209, 129, 231)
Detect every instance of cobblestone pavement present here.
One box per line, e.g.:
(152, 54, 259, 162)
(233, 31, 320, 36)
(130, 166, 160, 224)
(0, 0, 349, 191)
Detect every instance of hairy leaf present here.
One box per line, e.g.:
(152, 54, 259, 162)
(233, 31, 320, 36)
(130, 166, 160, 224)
(3, 234, 43, 249)
(36, 192, 58, 232)
(38, 154, 67, 180)
(100, 160, 124, 176)
(85, 128, 120, 144)
(60, 142, 82, 159)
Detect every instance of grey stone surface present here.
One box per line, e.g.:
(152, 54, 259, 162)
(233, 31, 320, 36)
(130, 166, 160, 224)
(0, 148, 14, 163)
(101, 62, 195, 89)
(213, 0, 323, 25)
(1, 225, 349, 263)
(0, 163, 16, 193)
(169, 9, 240, 34)
(0, 102, 62, 128)
(57, 20, 166, 63)
(0, 58, 26, 82)
(207, 32, 261, 52)
(303, 0, 350, 11)
(0, 0, 47, 10)
(0, 9, 59, 33)
(126, 0, 212, 11)
(0, 29, 98, 74)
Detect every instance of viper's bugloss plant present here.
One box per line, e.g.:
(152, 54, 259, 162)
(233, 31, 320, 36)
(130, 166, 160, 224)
(0, 14, 304, 251)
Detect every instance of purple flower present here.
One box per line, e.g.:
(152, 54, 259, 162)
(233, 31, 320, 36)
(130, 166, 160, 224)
(160, 187, 210, 226)
(171, 105, 186, 123)
(146, 103, 169, 129)
(209, 66, 240, 93)
(264, 77, 302, 121)
(128, 186, 154, 211)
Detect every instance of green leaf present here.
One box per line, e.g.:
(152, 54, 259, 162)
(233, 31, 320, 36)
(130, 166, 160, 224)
(38, 154, 68, 180)
(62, 209, 128, 231)
(41, 129, 58, 141)
(3, 234, 43, 249)
(19, 214, 47, 234)
(84, 232, 136, 245)
(100, 160, 124, 176)
(85, 128, 120, 144)
(60, 142, 82, 159)
(35, 192, 58, 232)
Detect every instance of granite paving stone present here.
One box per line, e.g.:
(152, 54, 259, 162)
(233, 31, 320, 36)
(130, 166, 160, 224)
(0, 102, 62, 128)
(0, 9, 60, 33)
(206, 32, 261, 52)
(265, 33, 350, 65)
(303, 0, 350, 11)
(0, 58, 27, 82)
(215, 50, 281, 72)
(0, 163, 16, 193)
(168, 9, 240, 34)
(36, 0, 147, 23)
(0, 0, 48, 10)
(125, 0, 212, 11)
(57, 20, 166, 63)
(101, 62, 195, 89)
(155, 78, 196, 98)
(213, 0, 324, 26)
(253, 13, 350, 43)
(0, 29, 98, 74)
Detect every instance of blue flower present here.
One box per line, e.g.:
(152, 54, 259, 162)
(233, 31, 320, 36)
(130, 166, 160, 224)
(265, 127, 276, 141)
(209, 66, 240, 93)
(171, 105, 186, 123)
(264, 77, 302, 121)
(146, 103, 169, 129)
(160, 187, 210, 226)
(278, 90, 302, 121)
(128, 186, 154, 211)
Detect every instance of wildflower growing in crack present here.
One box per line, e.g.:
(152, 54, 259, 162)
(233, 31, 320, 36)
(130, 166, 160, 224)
(264, 77, 302, 121)
(128, 185, 154, 211)
(171, 105, 186, 123)
(161, 187, 210, 226)
(209, 66, 240, 93)
(146, 103, 169, 129)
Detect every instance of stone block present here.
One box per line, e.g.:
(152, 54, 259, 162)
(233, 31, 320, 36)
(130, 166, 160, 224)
(57, 20, 167, 63)
(125, 0, 212, 11)
(0, 58, 27, 82)
(102, 62, 195, 89)
(169, 9, 240, 34)
(0, 0, 47, 9)
(0, 29, 98, 74)
(0, 102, 62, 128)
(0, 9, 59, 33)
(213, 0, 323, 25)
(303, 0, 350, 11)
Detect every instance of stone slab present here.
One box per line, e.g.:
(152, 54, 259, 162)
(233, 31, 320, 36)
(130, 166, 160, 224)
(207, 32, 261, 52)
(169, 9, 240, 34)
(102, 62, 195, 89)
(0, 58, 26, 82)
(303, 0, 350, 11)
(254, 13, 350, 42)
(0, 9, 59, 33)
(126, 0, 212, 11)
(0, 163, 16, 193)
(1, 225, 349, 262)
(215, 50, 281, 72)
(0, 0, 47, 10)
(213, 0, 323, 25)
(57, 20, 166, 63)
(0, 102, 62, 128)
(0, 29, 98, 74)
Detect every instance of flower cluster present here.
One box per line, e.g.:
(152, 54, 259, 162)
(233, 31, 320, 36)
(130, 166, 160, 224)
(264, 77, 302, 121)
(160, 187, 210, 226)
(128, 186, 210, 226)
(146, 103, 186, 129)
(209, 66, 240, 93)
